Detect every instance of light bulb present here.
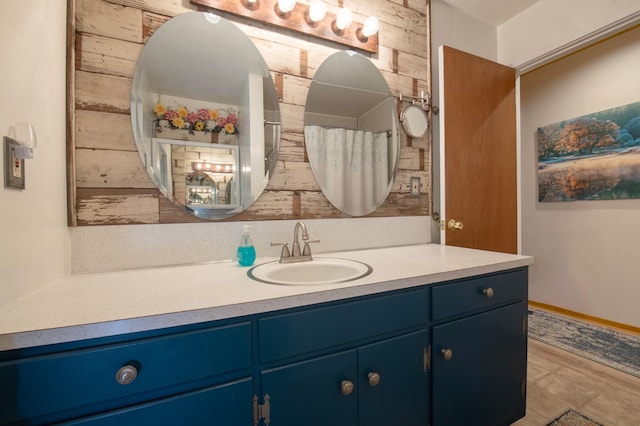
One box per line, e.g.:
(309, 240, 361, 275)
(361, 16, 379, 37)
(335, 7, 353, 30)
(308, 0, 327, 23)
(277, 0, 296, 13)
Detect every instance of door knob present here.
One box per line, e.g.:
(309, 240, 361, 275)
(341, 380, 354, 395)
(447, 219, 464, 231)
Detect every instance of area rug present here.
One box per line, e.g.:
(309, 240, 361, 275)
(528, 308, 640, 378)
(546, 409, 603, 426)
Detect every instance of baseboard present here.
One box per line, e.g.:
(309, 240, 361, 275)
(528, 300, 640, 336)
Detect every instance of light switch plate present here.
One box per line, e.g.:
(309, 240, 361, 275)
(410, 176, 420, 196)
(4, 136, 25, 190)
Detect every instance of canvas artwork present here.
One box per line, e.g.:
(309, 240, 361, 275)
(537, 101, 640, 202)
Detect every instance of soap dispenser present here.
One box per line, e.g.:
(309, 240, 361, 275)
(237, 225, 256, 267)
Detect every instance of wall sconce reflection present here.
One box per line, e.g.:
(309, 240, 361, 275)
(190, 0, 379, 53)
(192, 161, 235, 173)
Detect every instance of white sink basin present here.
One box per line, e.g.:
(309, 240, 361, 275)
(248, 257, 372, 286)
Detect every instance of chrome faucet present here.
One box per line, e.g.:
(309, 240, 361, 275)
(271, 221, 319, 263)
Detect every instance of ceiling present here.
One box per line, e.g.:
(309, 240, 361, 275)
(441, 0, 540, 26)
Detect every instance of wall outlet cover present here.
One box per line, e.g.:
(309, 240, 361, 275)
(410, 177, 420, 196)
(4, 136, 25, 190)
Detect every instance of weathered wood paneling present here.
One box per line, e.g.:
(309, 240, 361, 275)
(76, 33, 142, 78)
(75, 149, 155, 188)
(76, 188, 160, 225)
(75, 110, 137, 151)
(68, 0, 432, 225)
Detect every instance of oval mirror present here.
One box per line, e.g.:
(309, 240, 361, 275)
(131, 12, 281, 219)
(304, 51, 399, 216)
(401, 104, 429, 138)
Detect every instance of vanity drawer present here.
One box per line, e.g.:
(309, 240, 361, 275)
(431, 268, 527, 321)
(0, 322, 251, 424)
(259, 288, 429, 363)
(60, 378, 253, 425)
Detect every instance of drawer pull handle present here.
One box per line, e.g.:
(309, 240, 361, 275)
(115, 364, 138, 385)
(368, 372, 381, 387)
(483, 287, 494, 298)
(341, 380, 354, 395)
(441, 348, 453, 361)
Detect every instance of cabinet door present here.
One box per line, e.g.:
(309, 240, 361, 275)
(358, 329, 430, 426)
(261, 350, 357, 426)
(60, 378, 252, 425)
(432, 302, 527, 426)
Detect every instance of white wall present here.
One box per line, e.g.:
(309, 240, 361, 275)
(498, 0, 640, 69)
(0, 1, 70, 305)
(520, 26, 640, 327)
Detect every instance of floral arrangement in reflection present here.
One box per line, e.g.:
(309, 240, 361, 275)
(154, 102, 238, 135)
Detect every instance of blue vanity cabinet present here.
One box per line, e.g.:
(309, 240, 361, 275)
(1, 267, 529, 425)
(0, 322, 253, 425)
(430, 268, 528, 426)
(257, 289, 431, 426)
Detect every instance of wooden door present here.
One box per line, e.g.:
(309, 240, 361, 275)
(440, 46, 517, 253)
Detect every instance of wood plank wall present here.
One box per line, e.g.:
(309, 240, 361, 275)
(67, 0, 432, 225)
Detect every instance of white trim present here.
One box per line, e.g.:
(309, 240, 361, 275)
(438, 45, 447, 245)
(517, 11, 640, 74)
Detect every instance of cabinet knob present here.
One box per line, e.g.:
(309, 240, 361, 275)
(368, 372, 381, 387)
(441, 348, 453, 361)
(115, 364, 138, 385)
(483, 287, 494, 298)
(341, 380, 354, 395)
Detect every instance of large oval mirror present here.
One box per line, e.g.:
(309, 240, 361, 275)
(304, 51, 399, 216)
(131, 12, 280, 219)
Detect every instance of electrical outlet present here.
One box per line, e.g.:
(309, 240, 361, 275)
(410, 177, 420, 196)
(4, 137, 25, 190)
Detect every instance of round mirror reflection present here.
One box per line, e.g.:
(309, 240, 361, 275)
(130, 12, 281, 219)
(304, 51, 399, 216)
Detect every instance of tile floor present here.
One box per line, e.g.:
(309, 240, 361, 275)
(513, 338, 640, 425)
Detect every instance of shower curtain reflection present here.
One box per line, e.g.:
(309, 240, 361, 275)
(305, 126, 391, 216)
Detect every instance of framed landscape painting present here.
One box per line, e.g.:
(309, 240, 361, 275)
(537, 101, 640, 202)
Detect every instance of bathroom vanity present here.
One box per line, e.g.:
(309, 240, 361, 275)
(0, 244, 532, 425)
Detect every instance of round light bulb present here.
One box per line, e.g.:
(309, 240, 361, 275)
(335, 7, 353, 30)
(361, 16, 379, 37)
(277, 0, 296, 13)
(308, 0, 327, 23)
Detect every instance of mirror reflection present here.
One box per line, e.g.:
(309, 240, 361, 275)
(304, 51, 399, 216)
(130, 12, 281, 219)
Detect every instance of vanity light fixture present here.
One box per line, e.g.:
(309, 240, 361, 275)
(307, 0, 327, 24)
(192, 161, 235, 173)
(357, 16, 379, 41)
(333, 7, 353, 32)
(190, 0, 379, 53)
(276, 0, 296, 15)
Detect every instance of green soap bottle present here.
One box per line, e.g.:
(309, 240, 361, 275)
(237, 225, 256, 267)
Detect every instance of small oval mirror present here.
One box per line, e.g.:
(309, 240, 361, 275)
(401, 104, 429, 138)
(130, 12, 280, 219)
(304, 51, 399, 216)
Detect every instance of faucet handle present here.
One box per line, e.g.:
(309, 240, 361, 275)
(302, 239, 320, 257)
(271, 242, 290, 262)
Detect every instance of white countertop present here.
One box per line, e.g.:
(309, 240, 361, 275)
(0, 244, 533, 351)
